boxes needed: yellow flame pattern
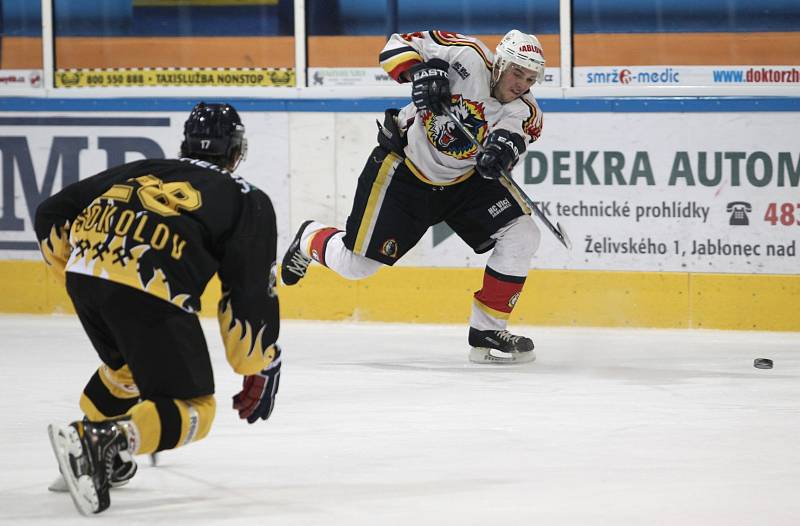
[65,219,193,312]
[39,222,72,280]
[218,295,277,375]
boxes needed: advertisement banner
[425,112,799,274]
[0,112,290,258]
[0,70,43,89]
[308,67,561,87]
[55,68,295,88]
[575,65,800,87]
[3,109,798,275]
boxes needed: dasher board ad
[516,112,799,274]
[0,111,290,258]
[429,112,799,274]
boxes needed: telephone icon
[726,201,751,226]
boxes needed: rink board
[0,98,798,330]
[3,261,799,331]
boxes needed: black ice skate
[281,220,314,285]
[47,419,134,515]
[468,327,536,364]
[48,450,137,492]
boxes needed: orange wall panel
[306,34,561,68]
[575,32,800,66]
[308,36,386,67]
[55,36,294,69]
[1,37,43,69]
[7,33,798,72]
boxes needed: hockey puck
[753,358,773,369]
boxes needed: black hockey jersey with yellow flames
[35,158,279,375]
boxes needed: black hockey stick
[442,107,572,250]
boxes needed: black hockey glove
[409,58,452,115]
[475,129,526,180]
[233,345,281,424]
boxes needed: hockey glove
[233,345,281,424]
[475,129,526,180]
[409,58,452,115]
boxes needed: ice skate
[281,220,314,286]
[468,327,535,364]
[49,446,137,492]
[47,419,133,515]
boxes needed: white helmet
[493,30,546,86]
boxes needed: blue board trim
[0,116,171,126]
[0,241,38,250]
[1,97,800,113]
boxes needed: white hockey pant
[301,223,382,280]
[470,215,541,331]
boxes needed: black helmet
[180,102,247,171]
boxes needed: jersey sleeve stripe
[379,46,416,62]
[520,98,540,137]
[429,30,492,70]
[380,49,423,81]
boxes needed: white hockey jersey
[379,30,543,185]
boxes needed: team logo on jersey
[380,238,399,258]
[422,96,486,160]
[452,61,470,79]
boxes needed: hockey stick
[442,107,572,250]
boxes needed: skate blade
[50,466,134,492]
[47,424,101,515]
[469,347,536,365]
[51,475,129,492]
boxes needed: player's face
[494,64,538,103]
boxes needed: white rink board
[515,112,800,274]
[308,66,561,87]
[292,111,799,274]
[0,111,291,258]
[2,109,798,274]
[0,69,44,89]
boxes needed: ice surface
[0,315,798,525]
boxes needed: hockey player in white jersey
[283,30,545,364]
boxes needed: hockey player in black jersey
[36,102,282,515]
[282,30,546,364]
